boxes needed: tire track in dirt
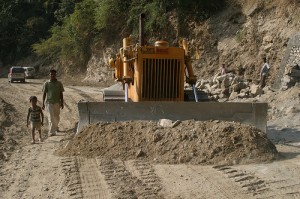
[215,164,300,198]
[61,157,84,198]
[62,157,164,199]
[257,178,300,198]
[213,165,269,197]
[78,157,111,198]
[125,160,163,198]
[97,158,164,199]
[97,158,140,198]
[154,164,253,198]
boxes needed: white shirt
[261,63,270,76]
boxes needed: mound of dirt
[57,120,278,165]
[0,98,19,161]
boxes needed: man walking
[260,57,270,88]
[42,69,64,136]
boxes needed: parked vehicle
[8,66,25,83]
[23,67,35,79]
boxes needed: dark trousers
[260,75,266,88]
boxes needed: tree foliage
[0,0,225,67]
[33,0,96,69]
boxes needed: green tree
[51,0,81,24]
[33,0,97,70]
[0,0,56,64]
[94,0,131,43]
[2,0,225,71]
[127,0,170,40]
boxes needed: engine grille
[142,58,182,101]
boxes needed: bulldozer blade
[77,102,267,133]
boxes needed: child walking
[27,96,44,144]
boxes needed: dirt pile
[0,98,19,162]
[58,120,278,165]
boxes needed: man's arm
[60,92,64,109]
[60,82,64,109]
[26,108,30,127]
[42,82,47,110]
[40,108,44,125]
[42,92,46,110]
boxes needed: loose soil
[0,77,299,199]
[1,1,300,197]
[58,120,277,165]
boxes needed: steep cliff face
[84,0,300,88]
[189,0,300,86]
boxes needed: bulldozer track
[213,165,268,197]
[97,158,163,199]
[78,157,111,199]
[125,160,163,198]
[61,157,84,198]
[61,157,163,199]
[60,158,300,199]
[213,165,300,198]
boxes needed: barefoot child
[27,96,44,144]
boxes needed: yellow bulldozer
[106,13,200,102]
[107,37,199,102]
[77,14,267,133]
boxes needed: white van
[23,67,35,79]
[8,66,25,83]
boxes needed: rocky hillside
[84,0,300,90]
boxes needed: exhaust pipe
[139,13,146,46]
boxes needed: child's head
[29,96,37,104]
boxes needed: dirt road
[0,77,300,199]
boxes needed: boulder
[250,84,263,96]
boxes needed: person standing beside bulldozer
[260,57,270,88]
[42,69,64,136]
[213,63,231,85]
[220,63,228,75]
